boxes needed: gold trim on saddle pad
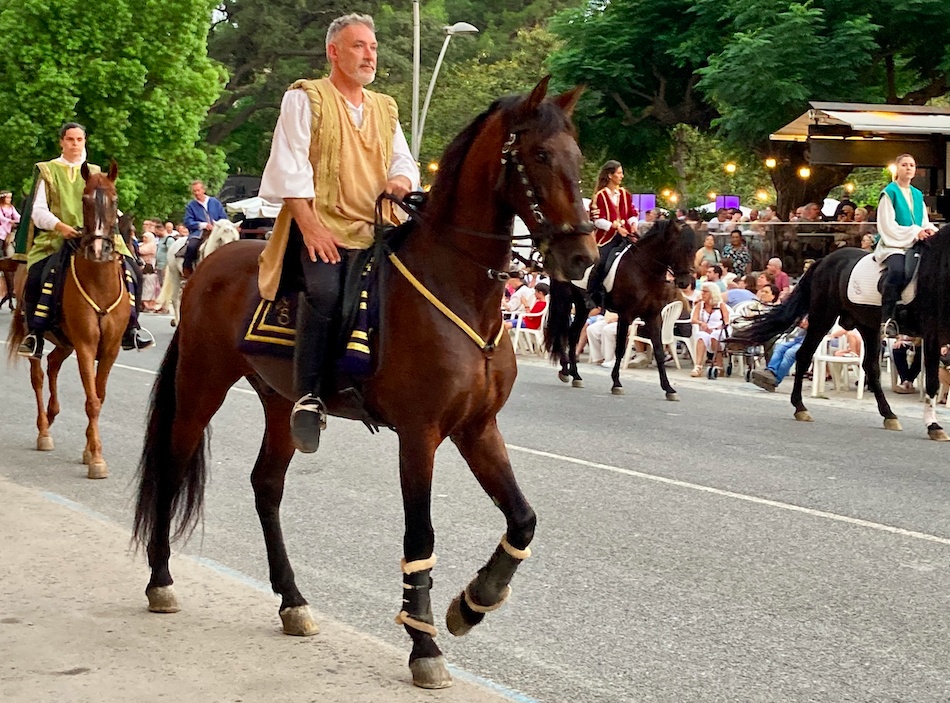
[244,299,296,347]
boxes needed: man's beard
[357,66,376,85]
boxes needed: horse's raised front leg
[610,317,631,395]
[29,356,54,451]
[447,421,535,641]
[396,429,451,689]
[75,346,109,479]
[921,336,950,441]
[646,316,678,400]
[246,375,318,635]
[858,326,900,431]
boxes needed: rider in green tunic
[17,123,153,357]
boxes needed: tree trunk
[761,142,852,219]
[671,125,689,204]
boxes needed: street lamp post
[410,14,478,159]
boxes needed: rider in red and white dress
[587,160,638,306]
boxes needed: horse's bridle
[384,129,590,283]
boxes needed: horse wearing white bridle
[156,219,240,326]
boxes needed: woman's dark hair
[742,274,758,291]
[535,282,550,296]
[59,122,86,139]
[765,283,780,298]
[594,160,622,192]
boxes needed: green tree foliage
[549,0,950,212]
[208,0,579,176]
[0,0,227,216]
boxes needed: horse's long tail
[6,300,26,364]
[729,266,816,345]
[132,329,209,549]
[544,279,577,362]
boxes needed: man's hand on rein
[384,176,413,200]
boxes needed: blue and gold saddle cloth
[239,253,378,379]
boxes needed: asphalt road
[3,307,950,703]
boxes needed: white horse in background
[156,219,241,326]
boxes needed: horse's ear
[553,85,585,117]
[107,159,118,182]
[523,75,551,115]
[80,162,91,182]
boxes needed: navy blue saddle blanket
[239,257,378,378]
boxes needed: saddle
[570,243,632,291]
[239,220,414,431]
[846,246,920,307]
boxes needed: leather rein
[382,129,564,354]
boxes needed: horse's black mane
[427,91,573,221]
[633,218,678,246]
[916,222,950,330]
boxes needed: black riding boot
[121,257,154,351]
[587,235,624,308]
[291,294,332,453]
[17,255,53,358]
[881,286,902,338]
[881,254,905,338]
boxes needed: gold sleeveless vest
[258,78,401,300]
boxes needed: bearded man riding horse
[16,122,152,357]
[133,12,596,690]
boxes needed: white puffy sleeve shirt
[259,89,419,203]
[875,186,933,261]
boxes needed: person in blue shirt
[182,180,228,278]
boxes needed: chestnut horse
[7,162,130,478]
[132,78,597,688]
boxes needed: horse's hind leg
[394,429,451,689]
[29,357,54,451]
[789,318,834,421]
[246,375,318,636]
[921,336,950,440]
[44,345,71,430]
[447,421,535,642]
[145,362,239,614]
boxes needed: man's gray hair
[326,14,375,50]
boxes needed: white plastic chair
[509,300,549,355]
[812,321,866,399]
[621,300,684,369]
[673,310,699,366]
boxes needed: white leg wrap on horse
[464,584,511,614]
[924,397,938,427]
[401,555,437,574]
[395,610,438,637]
[500,535,531,560]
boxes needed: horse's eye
[534,150,549,165]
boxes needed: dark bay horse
[132,78,597,689]
[545,219,695,398]
[7,162,131,477]
[730,223,950,440]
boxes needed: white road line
[110,361,257,395]
[506,443,950,548]
[14,341,949,549]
